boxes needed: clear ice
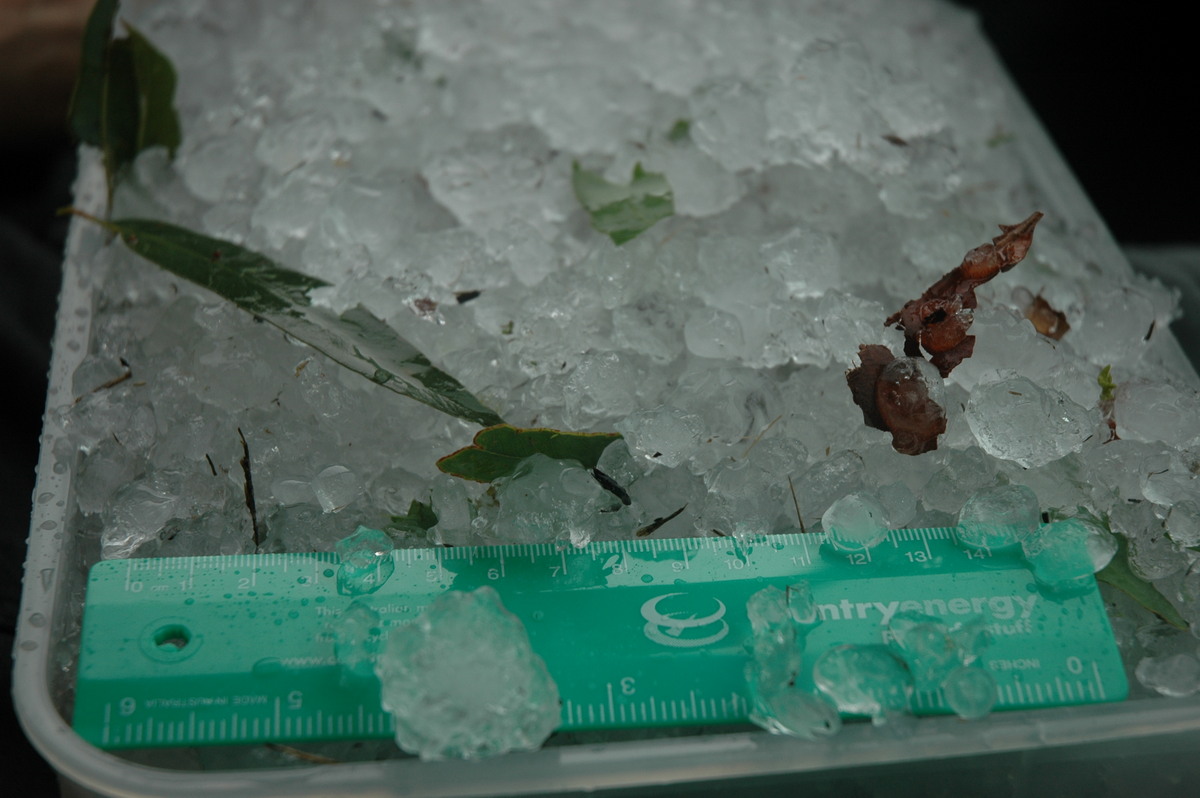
[821,492,890,553]
[334,601,383,681]
[956,484,1040,550]
[885,611,995,720]
[1020,519,1097,596]
[941,666,998,719]
[744,584,841,739]
[373,587,560,760]
[335,526,396,596]
[812,644,913,724]
[492,454,615,547]
[886,611,989,691]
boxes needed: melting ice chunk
[493,453,611,547]
[1020,518,1095,595]
[886,611,989,691]
[312,465,364,512]
[812,644,913,724]
[744,584,840,740]
[1135,654,1200,698]
[941,666,998,719]
[615,405,704,469]
[956,484,1040,550]
[374,587,560,760]
[334,601,382,681]
[335,526,395,596]
[821,492,890,553]
[965,377,1092,468]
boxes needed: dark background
[3,3,1196,794]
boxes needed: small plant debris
[886,212,1043,378]
[846,345,947,455]
[1015,289,1070,340]
[847,213,1043,455]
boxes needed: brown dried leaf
[1023,294,1070,340]
[886,212,1043,377]
[846,344,895,431]
[845,345,947,456]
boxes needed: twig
[238,428,261,550]
[635,505,687,538]
[740,414,783,459]
[787,474,807,534]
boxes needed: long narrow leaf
[1097,534,1189,630]
[100,38,139,203]
[68,0,120,145]
[125,22,182,157]
[75,213,504,427]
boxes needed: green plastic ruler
[74,529,1128,749]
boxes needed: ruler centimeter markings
[73,529,1127,750]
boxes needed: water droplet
[640,574,654,583]
[287,610,299,619]
[531,610,545,621]
[52,462,67,475]
[28,613,46,627]
[39,520,58,531]
[297,576,308,584]
[19,640,37,651]
[37,493,54,505]
[40,568,54,591]
[184,598,195,605]
[323,569,335,578]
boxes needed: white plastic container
[15,9,1200,798]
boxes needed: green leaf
[1098,364,1117,402]
[1097,534,1189,630]
[68,2,182,211]
[437,425,622,483]
[389,499,439,535]
[124,22,182,157]
[571,161,674,245]
[72,212,504,427]
[100,36,140,203]
[292,305,505,426]
[101,218,329,312]
[667,119,691,143]
[68,0,120,146]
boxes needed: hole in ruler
[153,624,191,651]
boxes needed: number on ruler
[905,551,930,563]
[126,581,143,593]
[621,677,636,696]
[487,568,500,580]
[119,697,136,716]
[1066,656,1083,675]
[603,554,627,574]
[846,553,868,565]
[288,691,303,710]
